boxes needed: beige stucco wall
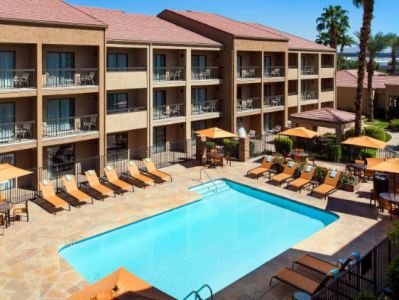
[106,71,147,90]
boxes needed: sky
[68,0,398,51]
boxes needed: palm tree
[316,5,350,49]
[364,33,390,121]
[387,33,399,75]
[338,34,355,54]
[352,0,374,136]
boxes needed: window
[47,144,75,178]
[153,54,166,80]
[0,102,15,141]
[237,55,242,77]
[153,127,166,153]
[192,88,207,106]
[107,93,128,114]
[0,51,15,89]
[46,52,74,86]
[264,56,272,75]
[107,133,128,155]
[46,98,74,134]
[107,53,128,71]
[153,90,166,107]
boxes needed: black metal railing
[192,100,219,115]
[153,104,184,120]
[301,91,318,101]
[321,64,334,68]
[107,106,146,115]
[0,168,37,204]
[264,95,284,108]
[301,66,318,75]
[313,237,399,299]
[249,133,277,158]
[0,69,35,90]
[191,67,222,80]
[107,66,146,72]
[0,121,35,144]
[237,97,261,112]
[42,68,98,88]
[43,114,98,138]
[153,67,185,81]
[237,66,261,79]
[264,66,285,78]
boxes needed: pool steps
[191,180,229,197]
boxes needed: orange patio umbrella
[68,267,175,300]
[195,127,237,139]
[0,164,32,182]
[342,136,386,150]
[280,127,318,139]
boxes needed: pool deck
[0,158,393,300]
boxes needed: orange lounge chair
[38,180,70,213]
[311,170,341,199]
[143,158,172,182]
[270,162,298,186]
[124,161,154,187]
[246,155,273,179]
[62,175,93,206]
[270,267,337,296]
[104,166,134,193]
[85,170,114,198]
[288,165,315,191]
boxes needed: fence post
[238,137,250,162]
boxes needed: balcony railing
[107,67,146,72]
[107,106,146,115]
[288,65,298,69]
[43,114,98,138]
[321,64,334,68]
[0,69,35,90]
[237,97,260,112]
[264,66,285,78]
[301,92,318,101]
[153,104,184,120]
[42,68,98,88]
[237,66,260,79]
[301,66,318,75]
[191,100,219,115]
[191,67,222,80]
[0,121,35,144]
[321,87,334,92]
[264,95,284,107]
[153,67,185,82]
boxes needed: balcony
[106,67,147,90]
[106,106,147,133]
[264,95,285,111]
[237,97,261,115]
[42,68,98,88]
[153,103,185,123]
[0,69,36,92]
[301,66,318,76]
[153,67,185,84]
[191,67,222,81]
[264,66,285,80]
[43,114,98,139]
[301,91,318,102]
[191,100,221,121]
[0,121,35,148]
[237,67,261,80]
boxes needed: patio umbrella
[195,127,237,139]
[342,136,386,150]
[280,127,318,139]
[68,267,174,300]
[0,164,32,202]
[368,158,399,196]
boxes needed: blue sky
[69,0,397,48]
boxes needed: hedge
[274,136,292,156]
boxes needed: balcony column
[148,45,154,149]
[317,53,322,109]
[36,43,43,175]
[297,52,301,112]
[98,41,106,159]
[284,51,289,129]
[260,52,265,135]
[185,48,192,141]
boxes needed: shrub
[386,256,399,296]
[272,155,286,173]
[206,141,216,150]
[356,290,378,300]
[344,127,356,140]
[274,136,292,156]
[323,143,341,162]
[364,126,387,142]
[388,221,399,244]
[223,139,238,157]
[249,141,255,157]
[389,119,399,132]
[314,166,328,182]
[360,148,377,160]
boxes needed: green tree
[316,5,350,50]
[352,0,375,136]
[386,33,399,75]
[338,33,355,54]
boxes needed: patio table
[289,150,309,162]
[379,193,399,204]
[0,202,13,228]
[346,163,367,178]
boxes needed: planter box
[343,183,358,192]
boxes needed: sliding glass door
[0,51,15,89]
[192,55,206,79]
[46,52,74,87]
[107,53,128,71]
[47,144,75,178]
[192,88,207,110]
[107,93,128,114]
[153,126,166,153]
[153,54,166,80]
[46,98,74,135]
[0,102,15,142]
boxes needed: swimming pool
[60,179,338,299]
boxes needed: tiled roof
[291,108,356,124]
[161,10,288,41]
[337,69,399,89]
[0,0,105,27]
[246,23,335,52]
[77,6,221,46]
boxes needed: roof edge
[0,16,107,29]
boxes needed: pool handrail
[199,167,219,193]
[182,284,214,300]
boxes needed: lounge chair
[288,165,315,191]
[38,180,70,214]
[270,267,338,296]
[247,155,273,179]
[311,170,341,200]
[85,170,114,198]
[292,252,361,275]
[270,161,298,186]
[143,158,172,182]
[104,166,134,193]
[123,161,154,187]
[62,175,93,206]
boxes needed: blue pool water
[60,179,338,299]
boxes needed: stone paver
[0,159,393,300]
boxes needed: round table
[0,202,14,228]
[379,193,399,204]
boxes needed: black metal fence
[313,237,399,299]
[249,134,277,158]
[0,168,37,204]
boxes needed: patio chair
[288,165,315,191]
[82,116,97,131]
[19,72,30,87]
[172,105,181,117]
[270,267,338,296]
[311,170,341,200]
[270,161,298,186]
[123,161,154,188]
[62,175,93,206]
[85,170,115,198]
[204,68,211,79]
[208,101,217,112]
[12,201,29,222]
[0,214,5,235]
[248,130,256,138]
[81,71,95,85]
[104,166,134,193]
[143,158,172,182]
[247,155,274,179]
[38,180,70,214]
[246,99,254,109]
[378,197,396,220]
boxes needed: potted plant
[314,166,328,183]
[340,172,359,192]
